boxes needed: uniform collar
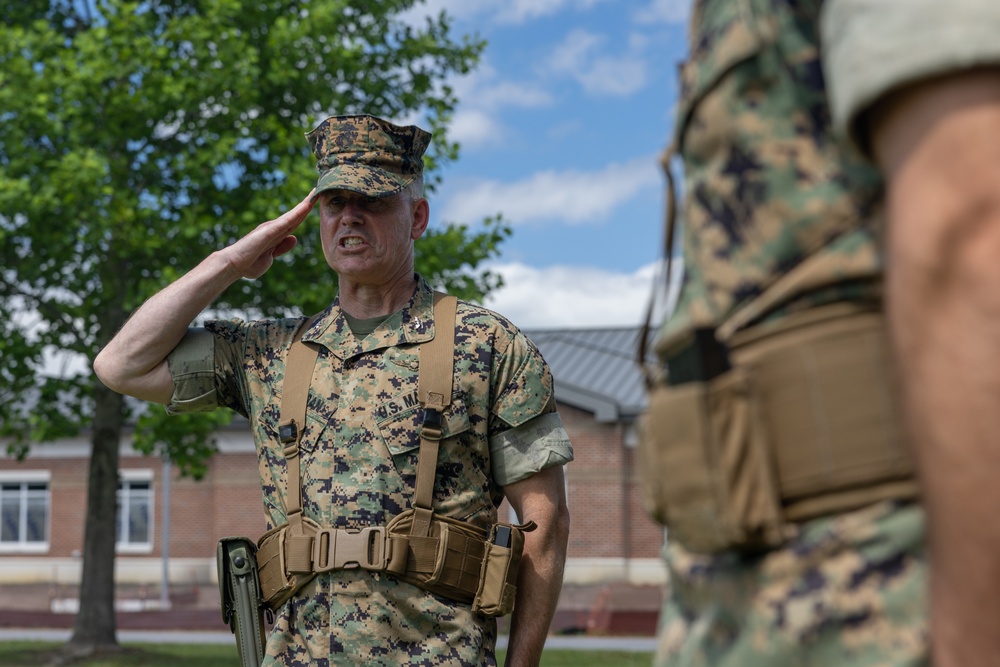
[301,275,437,360]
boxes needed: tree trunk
[69,381,124,648]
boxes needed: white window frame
[624,422,639,448]
[116,469,154,554]
[0,471,51,554]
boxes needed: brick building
[0,326,666,614]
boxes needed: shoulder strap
[637,145,678,384]
[276,297,458,538]
[278,315,320,537]
[411,293,457,535]
[417,292,457,414]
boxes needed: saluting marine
[96,114,573,666]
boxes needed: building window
[0,474,50,553]
[624,422,639,448]
[117,476,153,553]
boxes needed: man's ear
[410,197,430,240]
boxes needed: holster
[218,536,269,667]
[638,306,918,553]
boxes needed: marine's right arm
[93,193,315,404]
[871,69,1000,667]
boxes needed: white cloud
[447,109,504,149]
[451,63,554,111]
[578,54,648,96]
[476,80,555,109]
[399,0,611,27]
[496,0,568,24]
[443,62,555,151]
[483,260,681,329]
[398,0,489,27]
[633,0,692,25]
[547,119,585,140]
[439,155,660,225]
[493,0,613,25]
[548,29,604,73]
[546,29,648,97]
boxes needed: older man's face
[317,189,427,286]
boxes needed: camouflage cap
[305,114,431,199]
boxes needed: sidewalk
[0,628,658,652]
[0,582,663,638]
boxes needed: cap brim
[313,164,412,199]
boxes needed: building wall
[1,400,666,586]
[558,404,664,565]
[0,432,267,586]
[47,458,88,558]
[207,451,270,543]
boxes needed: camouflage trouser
[654,501,928,667]
[261,570,497,666]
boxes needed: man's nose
[339,200,365,224]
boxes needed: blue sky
[401,0,692,328]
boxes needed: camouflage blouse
[166,276,572,665]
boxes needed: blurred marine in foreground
[639,1,1000,666]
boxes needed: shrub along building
[0,326,665,628]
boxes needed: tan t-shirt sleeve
[822,0,1000,156]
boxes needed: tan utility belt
[257,518,396,597]
[256,510,535,616]
[638,304,918,553]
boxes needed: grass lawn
[0,641,654,666]
[0,641,652,667]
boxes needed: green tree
[0,0,503,653]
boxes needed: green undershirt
[343,312,392,337]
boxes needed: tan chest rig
[254,293,534,615]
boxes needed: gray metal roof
[524,326,654,423]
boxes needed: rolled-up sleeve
[489,411,574,487]
[165,328,218,415]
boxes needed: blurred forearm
[874,67,1000,667]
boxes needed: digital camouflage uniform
[167,114,573,665]
[169,277,572,665]
[653,0,927,664]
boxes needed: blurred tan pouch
[638,368,787,553]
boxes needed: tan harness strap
[267,295,460,585]
[413,293,457,512]
[278,316,320,546]
[637,145,678,381]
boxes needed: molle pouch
[637,369,789,553]
[473,521,537,617]
[255,517,321,611]
[385,509,490,604]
